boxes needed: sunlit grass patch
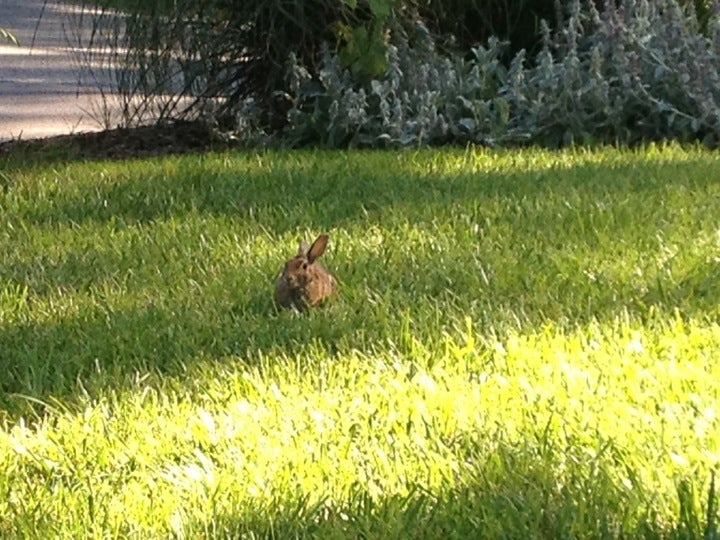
[1,317,718,537]
[0,144,719,537]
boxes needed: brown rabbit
[275,234,338,311]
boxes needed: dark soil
[0,120,234,162]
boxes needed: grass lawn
[0,145,719,538]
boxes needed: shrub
[279,0,720,148]
[281,25,510,148]
[503,0,720,146]
[74,0,720,147]
[75,0,404,130]
[416,0,567,61]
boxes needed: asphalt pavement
[0,0,119,141]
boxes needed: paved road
[0,0,119,141]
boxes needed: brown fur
[275,234,337,311]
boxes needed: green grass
[0,145,719,538]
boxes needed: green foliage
[1,145,720,537]
[75,0,720,145]
[416,0,565,59]
[284,33,511,147]
[281,0,720,148]
[80,0,394,126]
[418,0,720,59]
[502,0,720,146]
[76,0,361,127]
[335,21,389,79]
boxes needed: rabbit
[275,234,338,311]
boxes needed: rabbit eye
[302,262,308,270]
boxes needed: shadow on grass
[2,149,720,418]
[2,241,719,420]
[172,443,716,539]
[0,289,354,413]
[7,150,718,237]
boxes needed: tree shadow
[0,286,355,414]
[2,237,719,420]
[2,149,719,418]
[8,150,716,236]
[172,441,713,539]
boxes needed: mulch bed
[0,120,234,161]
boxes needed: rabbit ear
[297,240,310,256]
[307,234,329,263]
